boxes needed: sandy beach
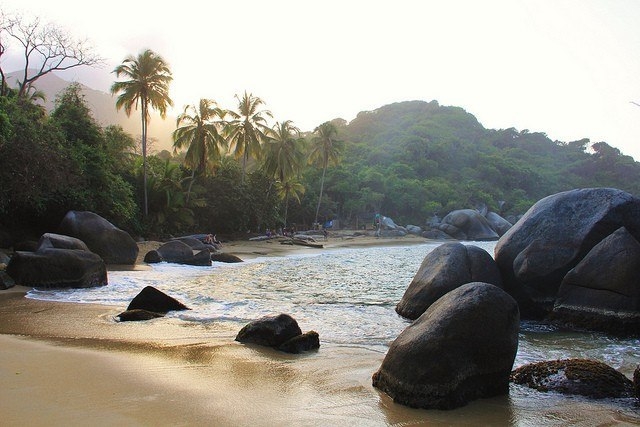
[2,234,638,426]
[1,233,448,426]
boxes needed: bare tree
[0,10,102,97]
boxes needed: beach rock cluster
[424,208,512,241]
[116,286,190,322]
[510,359,635,399]
[1,210,142,289]
[144,240,212,266]
[495,187,640,335]
[58,210,138,265]
[6,232,107,289]
[143,237,242,265]
[235,313,320,354]
[373,283,520,409]
[395,242,502,319]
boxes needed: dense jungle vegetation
[2,84,640,241]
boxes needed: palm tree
[225,91,272,182]
[263,120,305,228]
[111,49,173,217]
[172,98,227,202]
[276,176,305,229]
[309,121,343,226]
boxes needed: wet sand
[2,235,639,426]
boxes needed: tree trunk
[141,101,148,217]
[314,163,327,226]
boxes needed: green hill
[296,100,640,227]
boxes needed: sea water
[27,241,640,423]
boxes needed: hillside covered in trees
[2,88,639,239]
[289,100,640,228]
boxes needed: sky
[3,0,640,159]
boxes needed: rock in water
[127,286,189,313]
[396,243,502,320]
[552,227,640,335]
[510,359,635,399]
[278,331,320,354]
[235,313,302,347]
[495,188,640,317]
[373,283,519,410]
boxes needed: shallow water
[27,241,640,424]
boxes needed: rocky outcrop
[373,283,520,410]
[58,210,138,265]
[6,248,107,288]
[494,188,640,318]
[127,285,190,313]
[550,227,640,335]
[396,243,502,320]
[211,253,243,263]
[116,286,190,321]
[438,209,500,241]
[510,359,635,399]
[37,233,90,251]
[485,212,512,236]
[235,313,320,354]
[0,271,15,290]
[277,331,320,354]
[236,313,303,347]
[144,240,212,266]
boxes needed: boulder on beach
[6,248,107,289]
[374,283,520,410]
[510,359,635,399]
[211,253,243,263]
[37,233,90,252]
[115,309,165,322]
[126,285,190,314]
[277,331,320,354]
[236,313,303,347]
[58,210,138,265]
[495,188,640,317]
[396,243,502,320]
[145,240,212,266]
[551,227,640,335]
[439,209,500,241]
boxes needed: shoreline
[0,234,438,425]
[2,235,639,425]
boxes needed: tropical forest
[1,14,640,240]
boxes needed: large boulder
[373,283,520,410]
[495,188,640,317]
[37,233,90,251]
[126,285,189,313]
[439,209,500,241]
[277,331,320,354]
[510,359,635,399]
[235,313,303,347]
[6,248,107,288]
[396,243,502,320]
[58,211,138,265]
[551,227,640,335]
[146,240,212,266]
[484,212,512,236]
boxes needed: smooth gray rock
[374,283,520,410]
[6,248,107,288]
[58,211,138,265]
[495,188,640,317]
[235,313,302,347]
[396,243,502,320]
[551,227,640,335]
[440,209,500,241]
